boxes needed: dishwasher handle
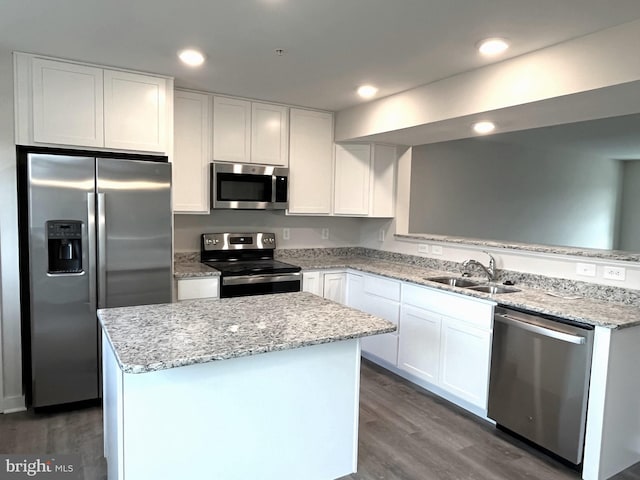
[496,313,586,345]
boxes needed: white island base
[102,333,361,480]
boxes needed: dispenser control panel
[46,220,83,274]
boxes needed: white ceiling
[3,1,640,111]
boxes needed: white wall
[335,19,640,143]
[174,211,364,252]
[409,139,622,250]
[618,161,640,251]
[0,49,23,412]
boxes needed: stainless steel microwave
[210,163,289,210]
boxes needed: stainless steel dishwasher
[488,306,594,465]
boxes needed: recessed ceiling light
[477,38,509,56]
[473,121,496,135]
[178,49,205,67]
[357,85,378,99]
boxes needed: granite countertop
[98,292,396,374]
[174,254,640,329]
[174,262,220,278]
[294,256,640,329]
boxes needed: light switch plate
[321,228,329,240]
[282,228,290,241]
[431,245,443,255]
[418,244,429,254]
[378,229,385,242]
[603,266,626,281]
[576,263,596,277]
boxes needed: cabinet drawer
[402,283,493,329]
[361,333,398,365]
[177,277,220,301]
[363,274,401,301]
[361,293,400,328]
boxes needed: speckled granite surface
[98,292,396,374]
[174,262,220,278]
[395,234,640,263]
[174,248,640,329]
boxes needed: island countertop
[98,291,396,374]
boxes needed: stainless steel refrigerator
[19,151,172,408]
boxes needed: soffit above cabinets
[3,0,640,111]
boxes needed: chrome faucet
[461,251,496,282]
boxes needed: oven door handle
[222,273,301,286]
[496,313,586,345]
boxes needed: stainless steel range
[201,232,301,298]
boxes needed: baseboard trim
[2,394,26,414]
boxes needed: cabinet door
[103,70,167,152]
[251,102,288,166]
[176,277,220,301]
[439,316,492,408]
[302,271,323,296]
[323,272,346,305]
[32,58,104,147]
[173,91,211,213]
[334,144,371,215]
[288,108,334,214]
[370,144,396,217]
[398,305,441,383]
[345,273,364,310]
[212,96,251,163]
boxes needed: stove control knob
[213,239,219,244]
[205,238,213,245]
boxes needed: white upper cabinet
[15,52,172,154]
[212,96,251,163]
[251,102,288,166]
[288,108,334,214]
[103,70,167,152]
[333,143,396,217]
[212,97,288,166]
[173,90,211,213]
[334,144,371,215]
[31,58,104,147]
[370,144,396,217]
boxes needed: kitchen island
[98,292,396,480]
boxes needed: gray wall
[409,139,623,250]
[174,211,364,252]
[618,161,640,251]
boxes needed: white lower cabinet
[303,270,346,305]
[398,282,494,410]
[176,277,220,301]
[346,272,400,365]
[439,316,491,407]
[397,305,441,383]
[307,268,494,414]
[323,272,346,305]
[302,271,323,296]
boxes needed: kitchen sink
[426,276,480,288]
[466,285,521,294]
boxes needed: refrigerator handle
[87,193,97,312]
[97,193,107,308]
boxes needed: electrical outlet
[603,266,626,281]
[418,244,429,254]
[282,228,290,241]
[576,263,596,277]
[321,228,329,240]
[378,229,385,242]
[431,245,443,255]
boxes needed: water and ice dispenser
[46,220,83,274]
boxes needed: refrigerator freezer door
[27,154,99,407]
[96,158,172,308]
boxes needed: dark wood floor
[1,361,638,480]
